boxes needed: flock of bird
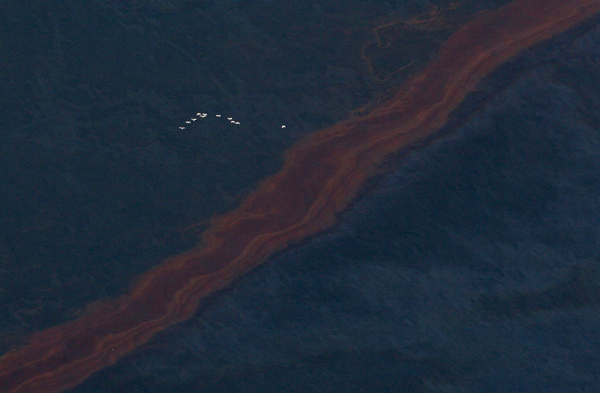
[178,112,286,130]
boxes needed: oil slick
[1,1,600,392]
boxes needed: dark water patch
[479,264,600,319]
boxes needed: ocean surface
[1,1,599,392]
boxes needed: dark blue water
[70,16,600,393]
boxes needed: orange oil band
[1,1,599,391]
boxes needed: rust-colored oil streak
[2,1,599,391]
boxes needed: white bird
[192,118,197,121]
[216,114,221,117]
[179,127,185,129]
[227,117,233,120]
[186,121,191,124]
[281,125,286,128]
